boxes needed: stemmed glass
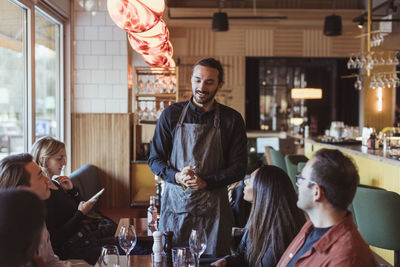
[347,54,355,69]
[354,76,362,91]
[97,245,120,267]
[189,229,207,267]
[118,225,137,267]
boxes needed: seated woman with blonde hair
[31,136,117,265]
[212,165,306,267]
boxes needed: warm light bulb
[377,87,383,112]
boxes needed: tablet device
[88,188,104,202]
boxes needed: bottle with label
[367,133,375,149]
[148,195,158,235]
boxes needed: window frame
[1,0,65,154]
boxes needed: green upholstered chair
[297,162,307,173]
[269,149,287,173]
[352,186,400,267]
[285,155,308,189]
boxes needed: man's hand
[54,176,73,190]
[182,173,207,190]
[175,166,207,190]
[175,166,196,185]
[210,258,227,267]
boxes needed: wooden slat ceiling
[166,0,361,9]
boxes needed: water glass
[151,253,167,267]
[172,247,190,267]
[97,245,120,267]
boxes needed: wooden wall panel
[245,29,274,56]
[331,31,362,57]
[71,113,132,208]
[215,30,246,56]
[303,29,330,57]
[215,55,246,115]
[187,28,215,56]
[273,29,304,56]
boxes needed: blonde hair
[31,136,65,177]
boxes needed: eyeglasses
[295,174,318,186]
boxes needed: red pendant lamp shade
[107,0,175,67]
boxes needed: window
[0,0,64,159]
[35,8,63,139]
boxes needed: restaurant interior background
[1,0,399,203]
[0,0,400,262]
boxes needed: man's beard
[193,88,218,105]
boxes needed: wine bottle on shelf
[148,195,158,235]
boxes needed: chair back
[297,162,307,173]
[70,164,101,202]
[264,146,274,165]
[269,149,287,173]
[353,186,400,267]
[285,155,308,189]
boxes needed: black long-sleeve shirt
[45,181,84,248]
[148,100,247,189]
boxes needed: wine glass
[97,245,120,267]
[189,229,207,267]
[118,225,137,267]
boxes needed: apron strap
[214,103,220,129]
[177,102,190,126]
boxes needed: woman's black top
[45,181,85,248]
[224,230,277,267]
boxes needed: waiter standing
[148,58,247,256]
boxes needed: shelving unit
[133,67,179,161]
[130,67,179,207]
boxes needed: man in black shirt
[148,58,247,256]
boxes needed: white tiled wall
[73,0,128,113]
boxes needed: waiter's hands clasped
[175,166,207,190]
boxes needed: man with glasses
[277,149,378,267]
[0,153,70,267]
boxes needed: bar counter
[305,138,400,168]
[305,138,400,264]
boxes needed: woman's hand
[78,199,97,215]
[210,258,227,267]
[54,176,73,190]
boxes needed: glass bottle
[148,196,158,235]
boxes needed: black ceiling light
[324,14,342,36]
[212,12,229,32]
[212,0,229,32]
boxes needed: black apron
[159,102,233,256]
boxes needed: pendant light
[323,0,342,36]
[212,0,228,32]
[324,14,342,36]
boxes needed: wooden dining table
[128,255,152,266]
[128,255,213,267]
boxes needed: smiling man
[148,58,247,256]
[0,153,70,267]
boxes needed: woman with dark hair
[211,165,306,267]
